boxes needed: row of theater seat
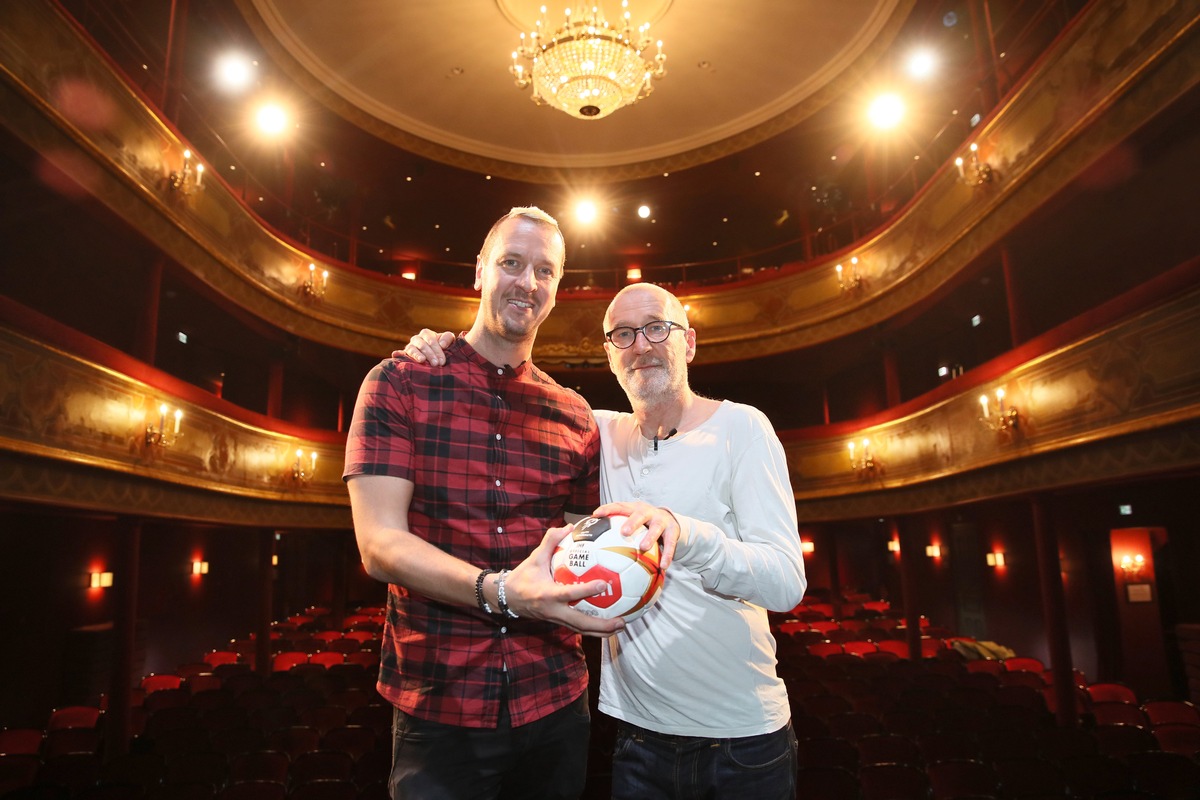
[770,595,1200,797]
[775,626,1200,798]
[0,606,391,799]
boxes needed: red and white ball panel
[551,515,665,621]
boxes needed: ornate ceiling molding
[0,1,1195,367]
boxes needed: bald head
[604,283,689,332]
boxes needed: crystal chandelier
[510,4,666,120]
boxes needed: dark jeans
[611,719,797,800]
[388,690,591,800]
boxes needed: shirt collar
[452,335,530,378]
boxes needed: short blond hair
[478,206,566,274]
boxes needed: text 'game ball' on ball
[551,515,665,621]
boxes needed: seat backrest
[1092,722,1159,758]
[1002,656,1045,674]
[141,673,184,694]
[1092,701,1150,728]
[1141,699,1200,727]
[1151,723,1200,757]
[46,705,102,730]
[0,728,43,755]
[1086,681,1138,704]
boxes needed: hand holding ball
[552,515,665,621]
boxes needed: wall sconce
[1120,553,1145,579]
[272,554,279,566]
[986,551,1006,567]
[835,256,862,292]
[292,449,317,483]
[146,403,183,447]
[979,388,1019,432]
[304,263,329,298]
[169,149,205,195]
[801,540,815,554]
[925,544,942,558]
[955,142,992,186]
[626,267,643,283]
[848,438,875,476]
[191,560,209,575]
[89,571,113,589]
[887,539,900,554]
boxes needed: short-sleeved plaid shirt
[343,336,600,728]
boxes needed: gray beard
[619,366,676,408]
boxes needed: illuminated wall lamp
[146,403,183,447]
[169,148,205,195]
[626,267,642,283]
[89,571,113,589]
[1120,553,1145,579]
[801,540,815,554]
[835,256,862,292]
[848,438,875,476]
[986,551,1006,567]
[925,544,942,558]
[955,142,992,186]
[303,263,329,298]
[191,560,209,575]
[292,449,317,483]
[887,539,900,554]
[979,388,1019,432]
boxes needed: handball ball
[551,515,665,621]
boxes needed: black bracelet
[475,568,498,615]
[497,569,520,619]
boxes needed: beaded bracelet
[496,569,520,619]
[475,568,498,615]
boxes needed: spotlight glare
[867,93,905,129]
[213,52,255,93]
[575,200,598,224]
[637,204,651,219]
[255,102,289,137]
[906,49,937,80]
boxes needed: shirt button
[500,627,508,634]
[641,468,650,476]
[497,526,504,534]
[497,368,504,375]
[495,434,502,440]
[495,479,502,486]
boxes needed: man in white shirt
[405,282,806,798]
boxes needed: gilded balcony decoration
[782,276,1200,520]
[0,1,1196,366]
[2,275,1198,527]
[0,319,348,527]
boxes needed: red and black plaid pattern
[344,336,599,727]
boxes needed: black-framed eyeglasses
[604,320,685,349]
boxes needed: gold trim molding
[0,325,348,516]
[1,281,1197,524]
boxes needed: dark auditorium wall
[0,509,368,729]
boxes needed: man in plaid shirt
[344,207,624,799]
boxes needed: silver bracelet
[497,569,519,619]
